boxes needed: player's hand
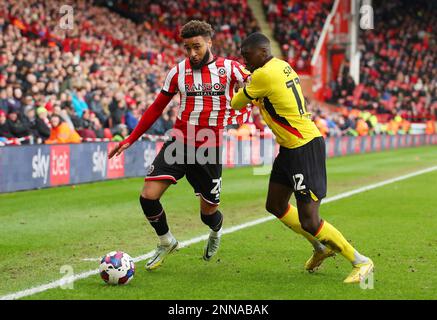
[251,98,262,108]
[108,142,130,159]
[234,81,244,93]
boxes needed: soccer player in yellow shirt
[231,32,373,284]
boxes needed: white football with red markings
[99,251,135,285]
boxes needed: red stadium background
[0,0,435,147]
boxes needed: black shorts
[145,139,223,205]
[270,136,327,202]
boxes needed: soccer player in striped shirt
[109,20,251,270]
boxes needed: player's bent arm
[121,91,174,146]
[232,69,272,110]
[231,87,252,110]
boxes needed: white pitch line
[2,165,437,300]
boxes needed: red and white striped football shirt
[162,57,251,145]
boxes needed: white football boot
[203,230,221,261]
[146,238,178,271]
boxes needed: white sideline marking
[2,165,437,300]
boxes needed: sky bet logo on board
[50,145,70,186]
[92,145,107,178]
[32,148,50,185]
[107,142,124,178]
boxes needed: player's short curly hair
[180,20,214,39]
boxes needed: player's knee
[202,204,218,214]
[265,201,286,218]
[139,196,163,218]
[200,200,218,214]
[265,203,276,215]
[141,186,160,200]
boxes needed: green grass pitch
[1,145,437,299]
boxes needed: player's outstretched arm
[108,92,173,159]
[231,69,270,110]
[231,87,252,110]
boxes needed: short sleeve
[161,66,178,95]
[231,61,251,82]
[243,68,271,100]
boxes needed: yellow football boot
[344,259,374,284]
[305,248,336,273]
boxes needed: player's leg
[141,179,180,271]
[296,197,373,283]
[265,180,333,273]
[200,195,223,232]
[267,146,330,265]
[142,139,185,270]
[186,145,223,260]
[295,136,373,282]
[266,181,327,252]
[141,180,175,244]
[199,196,223,261]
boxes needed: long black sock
[200,210,223,232]
[140,196,169,236]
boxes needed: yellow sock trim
[279,205,320,247]
[315,220,356,262]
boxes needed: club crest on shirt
[218,67,226,77]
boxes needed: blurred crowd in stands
[0,0,435,146]
[0,0,182,145]
[107,0,260,61]
[323,0,436,128]
[309,102,435,138]
[227,99,435,141]
[263,0,332,73]
[0,0,258,145]
[260,0,436,138]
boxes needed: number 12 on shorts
[292,174,306,191]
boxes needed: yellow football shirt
[231,57,321,149]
